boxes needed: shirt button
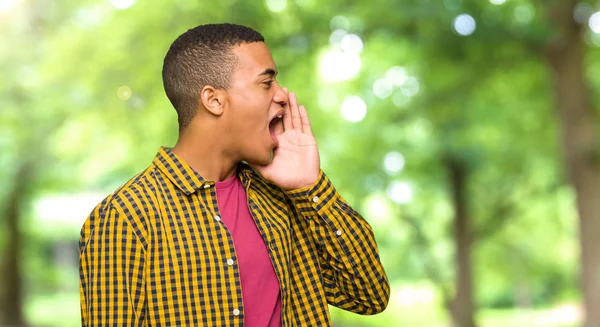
[215,215,222,222]
[203,184,211,189]
[336,229,342,236]
[233,308,240,316]
[227,258,235,266]
[312,196,319,203]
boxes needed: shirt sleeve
[79,204,146,326]
[286,170,390,315]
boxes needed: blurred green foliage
[1,0,594,326]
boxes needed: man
[79,23,389,326]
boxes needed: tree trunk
[544,1,600,326]
[0,162,31,327]
[445,156,476,327]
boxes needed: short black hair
[162,23,265,129]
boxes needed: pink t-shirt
[216,174,282,327]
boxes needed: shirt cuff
[285,170,339,217]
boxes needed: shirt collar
[152,147,208,195]
[152,146,257,195]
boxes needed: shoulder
[79,165,160,248]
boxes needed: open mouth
[269,113,283,146]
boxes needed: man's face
[222,42,287,165]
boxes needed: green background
[1,0,596,326]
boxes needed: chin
[246,149,273,166]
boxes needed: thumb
[248,161,270,177]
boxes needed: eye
[264,80,274,88]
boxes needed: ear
[199,85,226,116]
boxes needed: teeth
[277,115,282,118]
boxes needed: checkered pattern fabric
[79,147,389,326]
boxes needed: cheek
[229,109,264,140]
[227,90,271,137]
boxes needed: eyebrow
[258,68,277,78]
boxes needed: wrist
[295,173,320,191]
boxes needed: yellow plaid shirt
[79,147,389,326]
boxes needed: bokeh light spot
[387,181,413,204]
[453,14,476,36]
[400,77,420,97]
[266,0,287,12]
[574,3,593,23]
[341,34,363,54]
[373,78,393,98]
[0,0,17,12]
[330,15,350,31]
[319,50,361,81]
[384,152,405,175]
[386,66,408,86]
[117,86,132,100]
[110,0,135,10]
[589,12,600,33]
[341,96,367,123]
[514,4,534,25]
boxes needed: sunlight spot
[589,12,600,33]
[400,77,420,97]
[392,92,411,108]
[394,285,436,307]
[574,3,593,23]
[75,5,109,29]
[117,86,132,100]
[489,0,505,5]
[534,304,581,325]
[330,15,350,31]
[340,96,367,123]
[110,0,135,10]
[387,181,413,204]
[386,66,409,87]
[329,29,347,48]
[373,78,393,99]
[384,152,405,175]
[129,94,146,110]
[265,0,287,12]
[341,34,363,54]
[364,195,391,225]
[319,50,361,82]
[453,14,476,36]
[514,4,534,25]
[0,0,17,12]
[35,193,108,228]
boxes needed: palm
[258,130,319,190]
[252,90,320,190]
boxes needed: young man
[79,23,389,326]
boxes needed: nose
[273,82,288,107]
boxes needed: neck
[172,123,238,182]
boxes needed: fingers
[282,87,293,132]
[281,87,310,134]
[299,105,313,136]
[289,92,302,132]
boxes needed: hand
[251,89,320,190]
